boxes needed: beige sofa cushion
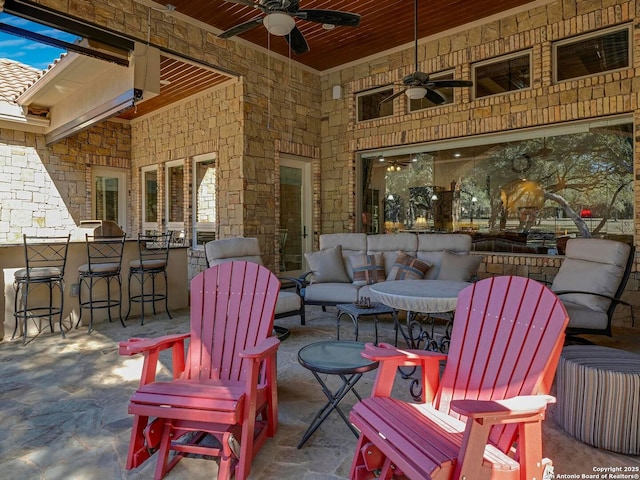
[436,251,482,282]
[305,245,350,283]
[320,233,367,281]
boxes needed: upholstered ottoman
[556,345,640,454]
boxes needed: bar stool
[125,232,172,325]
[12,234,70,344]
[76,234,126,333]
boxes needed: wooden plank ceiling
[118,55,232,120]
[123,0,538,119]
[168,0,539,71]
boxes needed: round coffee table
[297,340,378,448]
[370,280,470,351]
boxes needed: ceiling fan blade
[428,79,474,88]
[295,9,361,27]
[424,89,447,104]
[286,26,309,54]
[379,90,405,105]
[218,16,264,39]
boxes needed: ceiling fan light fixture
[405,86,427,100]
[263,12,296,36]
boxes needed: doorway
[279,155,312,276]
[92,167,127,229]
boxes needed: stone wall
[0,121,130,242]
[320,0,639,237]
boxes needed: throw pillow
[304,245,350,283]
[387,252,431,281]
[437,251,482,282]
[349,253,386,286]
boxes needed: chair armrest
[451,394,554,424]
[118,333,190,386]
[453,395,555,480]
[118,333,191,356]
[554,290,632,308]
[239,335,280,360]
[363,342,446,402]
[278,275,305,293]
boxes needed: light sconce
[263,12,296,36]
[431,193,438,201]
[405,86,427,100]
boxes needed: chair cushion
[552,239,630,313]
[205,237,264,266]
[303,282,359,303]
[387,252,431,281]
[129,259,167,270]
[562,301,609,330]
[275,291,301,314]
[78,262,120,274]
[349,253,386,286]
[14,267,62,280]
[436,251,482,282]
[304,245,350,283]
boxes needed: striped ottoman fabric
[556,345,640,455]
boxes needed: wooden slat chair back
[119,261,281,480]
[349,276,569,480]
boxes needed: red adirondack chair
[349,276,569,480]
[119,261,281,480]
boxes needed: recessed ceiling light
[454,152,461,157]
[322,24,336,30]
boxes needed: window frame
[192,153,217,250]
[472,50,532,99]
[141,165,158,234]
[91,166,127,229]
[553,24,632,84]
[164,159,185,242]
[356,85,395,123]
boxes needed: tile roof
[0,58,43,104]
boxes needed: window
[554,25,631,82]
[192,154,216,248]
[141,166,158,234]
[473,52,531,98]
[356,86,394,122]
[358,119,633,254]
[165,160,185,243]
[92,167,127,229]
[409,71,455,112]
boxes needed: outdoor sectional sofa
[301,232,482,307]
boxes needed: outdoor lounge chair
[349,276,568,480]
[551,237,634,339]
[119,261,281,480]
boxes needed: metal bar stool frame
[12,234,71,345]
[76,234,127,333]
[125,232,173,325]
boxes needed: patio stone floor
[1,305,639,479]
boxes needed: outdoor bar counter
[0,234,189,342]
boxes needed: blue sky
[0,12,78,70]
